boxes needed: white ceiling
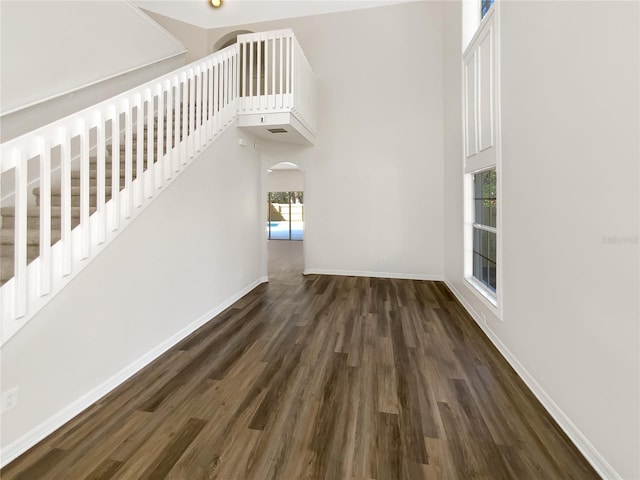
[133,0,419,29]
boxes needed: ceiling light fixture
[211,0,222,7]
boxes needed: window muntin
[472,169,497,294]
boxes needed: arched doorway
[266,161,305,278]
[212,30,254,52]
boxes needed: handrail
[0,28,316,345]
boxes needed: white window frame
[462,2,502,318]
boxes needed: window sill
[464,277,500,319]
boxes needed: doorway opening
[266,161,305,279]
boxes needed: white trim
[303,268,444,281]
[444,279,623,480]
[464,276,497,309]
[0,275,268,469]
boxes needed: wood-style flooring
[1,241,600,479]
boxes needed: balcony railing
[236,29,316,135]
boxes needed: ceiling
[132,0,419,29]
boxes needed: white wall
[142,9,210,63]
[267,169,305,192]
[0,1,186,141]
[0,125,265,458]
[211,2,445,280]
[444,2,640,479]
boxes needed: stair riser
[68,176,128,188]
[34,177,136,197]
[71,170,120,180]
[2,215,85,230]
[37,195,113,208]
[1,231,62,248]
[0,245,40,260]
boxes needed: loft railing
[0,29,315,345]
[237,29,316,135]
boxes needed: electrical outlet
[1,387,18,413]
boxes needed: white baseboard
[303,268,444,282]
[444,279,621,480]
[0,275,268,469]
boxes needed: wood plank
[0,242,601,480]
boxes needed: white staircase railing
[0,29,315,345]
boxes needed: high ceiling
[133,0,419,29]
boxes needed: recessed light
[211,0,222,7]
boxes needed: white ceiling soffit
[132,0,419,29]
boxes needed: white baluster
[79,119,90,259]
[279,33,284,109]
[158,82,166,186]
[271,33,276,109]
[249,40,254,109]
[181,73,188,164]
[215,62,221,133]
[146,90,155,197]
[123,100,133,219]
[257,38,262,109]
[207,61,214,140]
[14,148,27,318]
[195,66,202,150]
[199,64,207,148]
[173,78,181,172]
[188,70,195,158]
[135,94,144,206]
[60,128,72,276]
[38,137,51,296]
[94,111,106,244]
[158,80,173,184]
[241,41,247,111]
[264,36,269,110]
[286,34,291,108]
[110,107,120,232]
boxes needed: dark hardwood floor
[1,241,600,479]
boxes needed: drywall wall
[267,169,305,192]
[210,2,445,279]
[0,125,265,458]
[443,2,640,478]
[0,55,186,143]
[0,1,186,140]
[142,9,210,63]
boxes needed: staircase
[0,128,161,286]
[0,28,315,345]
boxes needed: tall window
[463,3,500,314]
[472,170,497,294]
[481,0,495,18]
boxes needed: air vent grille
[267,128,288,134]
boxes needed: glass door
[268,191,304,240]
